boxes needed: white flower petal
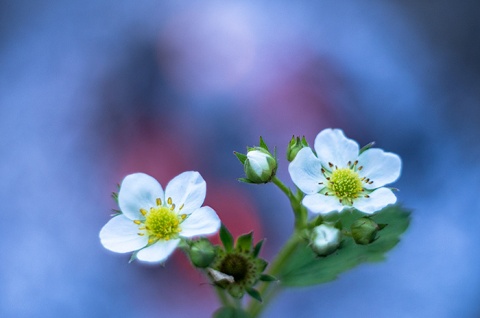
[136,239,181,263]
[118,173,164,220]
[288,148,326,194]
[99,215,148,253]
[314,129,359,168]
[353,187,397,214]
[247,151,269,176]
[358,149,401,189]
[180,206,221,238]
[303,193,346,214]
[165,171,206,215]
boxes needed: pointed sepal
[246,287,263,302]
[253,239,264,257]
[220,224,234,252]
[234,151,247,164]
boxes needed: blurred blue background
[1,1,479,317]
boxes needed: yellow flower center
[134,197,187,243]
[328,168,363,201]
[145,206,181,240]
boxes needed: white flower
[99,171,221,263]
[288,128,401,214]
[310,224,342,256]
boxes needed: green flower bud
[310,224,342,256]
[188,238,217,268]
[350,217,386,245]
[244,148,277,184]
[286,136,308,162]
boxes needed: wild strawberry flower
[288,129,401,214]
[99,172,221,263]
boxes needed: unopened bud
[286,136,308,162]
[189,238,217,268]
[244,148,277,184]
[310,224,342,256]
[351,217,386,245]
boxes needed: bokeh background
[1,1,479,317]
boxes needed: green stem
[215,286,232,307]
[246,233,302,317]
[271,176,307,229]
[271,176,291,197]
[243,177,308,316]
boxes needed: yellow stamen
[140,208,147,216]
[156,198,162,206]
[133,220,141,225]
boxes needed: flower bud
[188,238,217,268]
[350,217,386,245]
[244,148,277,184]
[286,136,308,162]
[310,224,342,256]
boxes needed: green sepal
[111,210,122,217]
[128,250,139,263]
[213,307,250,318]
[236,232,253,252]
[310,215,324,228]
[246,287,263,302]
[220,224,234,252]
[234,151,247,164]
[277,205,411,287]
[111,191,119,204]
[259,136,269,151]
[259,274,278,282]
[228,284,245,298]
[255,258,268,272]
[237,178,254,184]
[253,239,264,257]
[359,141,375,154]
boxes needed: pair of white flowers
[100,128,401,262]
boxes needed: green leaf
[234,152,247,164]
[253,239,264,257]
[246,287,263,302]
[213,307,250,318]
[277,205,410,287]
[236,232,253,252]
[220,224,234,252]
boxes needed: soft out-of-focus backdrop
[1,1,479,317]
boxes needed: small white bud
[310,224,341,256]
[244,149,277,183]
